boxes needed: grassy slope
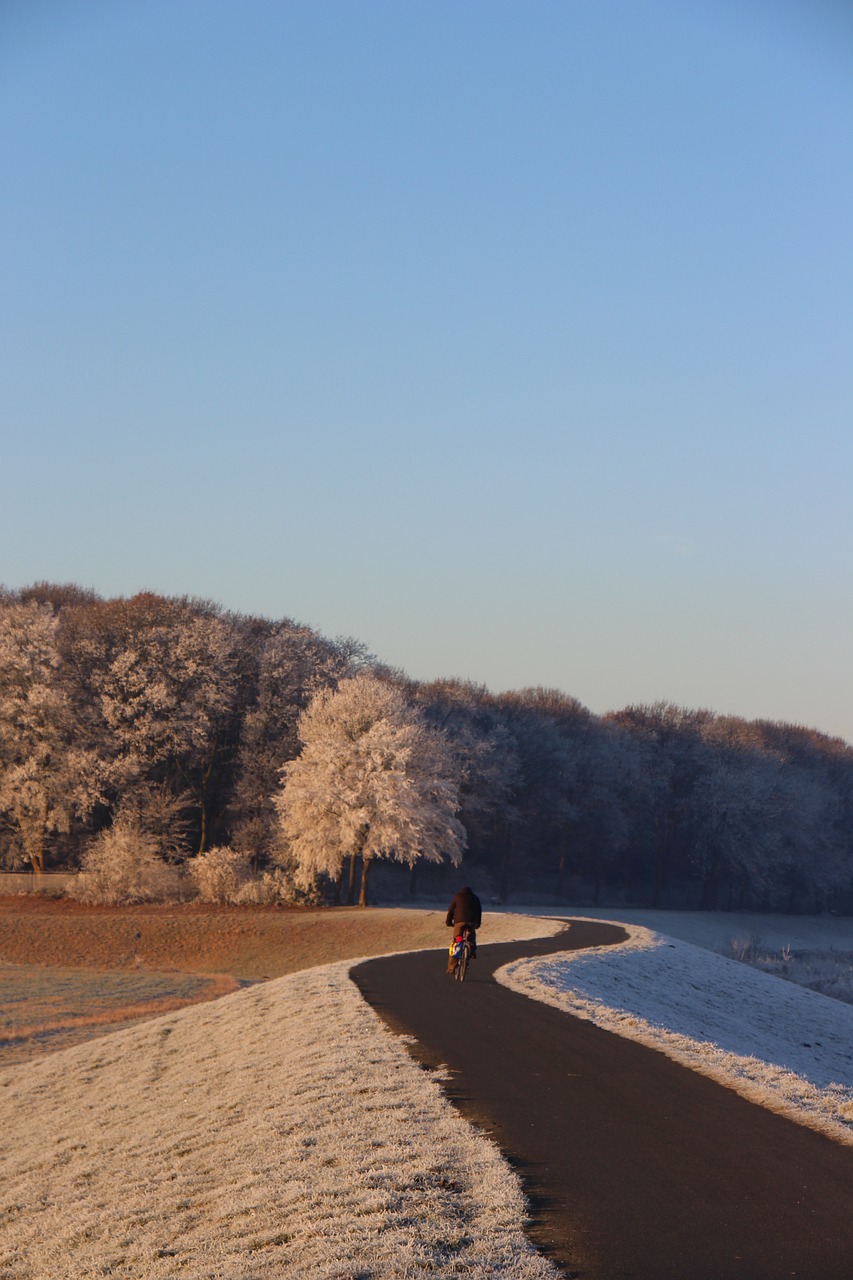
[0,905,564,1280]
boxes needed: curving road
[352,920,853,1280]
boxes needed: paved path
[351,920,853,1280]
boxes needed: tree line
[1,583,851,913]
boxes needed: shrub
[751,948,853,1006]
[69,819,184,905]
[233,868,322,906]
[723,932,764,963]
[723,935,853,1006]
[187,846,252,903]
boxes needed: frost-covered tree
[3,580,852,907]
[228,621,368,859]
[404,678,522,896]
[607,703,718,905]
[87,594,242,853]
[0,602,101,872]
[561,716,641,904]
[69,816,183,904]
[480,689,588,901]
[187,845,252,902]
[746,720,853,911]
[690,744,782,909]
[274,674,466,904]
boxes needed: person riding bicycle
[446,886,482,975]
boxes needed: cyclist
[445,886,482,975]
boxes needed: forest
[1,583,851,914]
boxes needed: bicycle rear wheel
[455,943,469,981]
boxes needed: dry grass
[722,934,853,1005]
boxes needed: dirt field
[0,897,522,976]
[0,897,558,1065]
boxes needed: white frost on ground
[497,918,853,1146]
[0,960,559,1280]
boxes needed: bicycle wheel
[455,943,469,981]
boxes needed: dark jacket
[446,887,482,930]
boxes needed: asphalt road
[351,920,853,1280]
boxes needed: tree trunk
[555,850,567,898]
[555,828,572,898]
[180,743,218,856]
[699,864,719,910]
[498,819,514,903]
[409,862,419,899]
[346,828,369,905]
[22,805,47,875]
[346,853,358,905]
[652,817,668,909]
[198,799,208,856]
[359,856,371,907]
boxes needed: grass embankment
[0,902,564,1280]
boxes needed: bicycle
[451,926,474,981]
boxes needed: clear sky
[2,1,852,742]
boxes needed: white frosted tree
[69,816,183,904]
[0,602,100,872]
[228,621,367,858]
[274,675,466,905]
[90,594,242,853]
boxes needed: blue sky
[2,1,852,741]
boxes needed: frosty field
[0,961,566,1280]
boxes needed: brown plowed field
[0,896,460,978]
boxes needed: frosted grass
[0,959,560,1280]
